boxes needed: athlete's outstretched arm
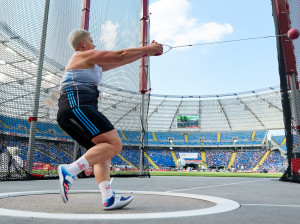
[88,41,162,72]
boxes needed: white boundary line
[0,190,240,220]
[167,179,270,192]
[242,204,300,208]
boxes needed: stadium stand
[0,116,268,147]
[272,135,287,152]
[205,149,233,168]
[234,149,266,171]
[258,150,287,172]
[0,115,288,172]
[119,148,140,167]
[0,133,288,172]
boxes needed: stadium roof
[99,85,283,132]
[0,21,284,133]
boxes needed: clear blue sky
[149,0,279,96]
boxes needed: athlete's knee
[114,137,122,154]
[107,135,122,155]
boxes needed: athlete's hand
[146,40,163,56]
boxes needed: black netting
[0,0,148,180]
[288,0,300,154]
[273,0,300,182]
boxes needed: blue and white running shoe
[58,164,77,203]
[102,192,133,210]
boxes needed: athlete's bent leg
[88,130,133,209]
[58,130,120,203]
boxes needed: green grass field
[110,170,282,178]
[149,171,282,178]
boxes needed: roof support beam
[148,97,166,119]
[113,104,140,125]
[101,98,130,112]
[169,98,183,131]
[217,98,232,130]
[235,94,265,129]
[254,91,282,112]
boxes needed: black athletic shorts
[57,105,114,149]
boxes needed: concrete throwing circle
[0,190,240,220]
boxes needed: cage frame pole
[26,0,50,174]
[139,0,149,175]
[81,0,90,30]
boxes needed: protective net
[286,0,300,182]
[91,0,150,177]
[0,0,149,180]
[288,0,300,155]
[272,0,300,182]
[2,0,299,182]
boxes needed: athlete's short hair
[68,29,91,50]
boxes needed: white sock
[66,156,90,176]
[99,181,114,200]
